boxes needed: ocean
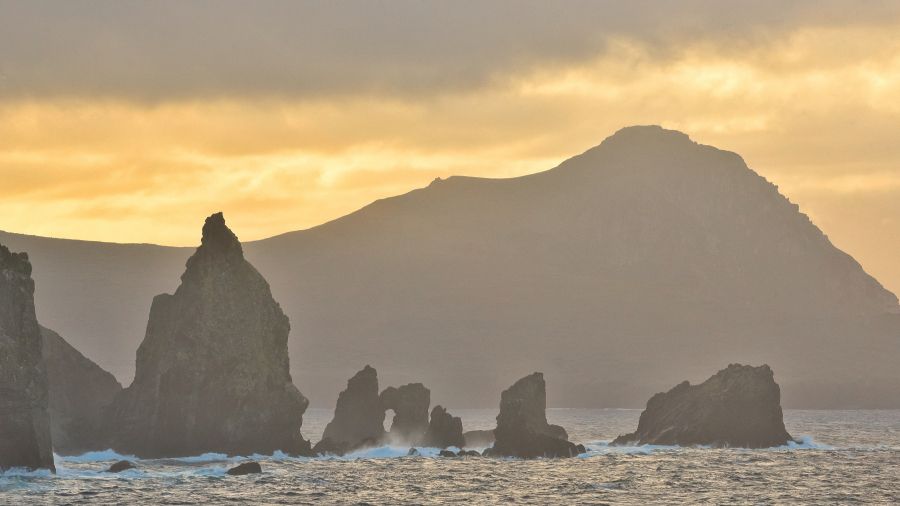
[2,409,898,504]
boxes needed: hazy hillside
[3,126,899,408]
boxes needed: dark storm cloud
[0,0,897,101]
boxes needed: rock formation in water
[105,460,135,473]
[463,429,495,448]
[380,383,430,443]
[313,365,385,455]
[106,213,312,458]
[422,405,464,448]
[0,244,55,472]
[612,364,793,448]
[487,372,582,458]
[226,461,262,475]
[42,326,122,455]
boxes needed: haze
[1,0,900,297]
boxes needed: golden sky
[1,1,900,293]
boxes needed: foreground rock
[314,365,385,455]
[105,460,135,473]
[106,213,312,458]
[422,405,464,449]
[380,383,430,444]
[226,461,262,475]
[42,326,122,455]
[0,244,55,472]
[487,373,582,458]
[612,364,793,448]
[463,429,495,448]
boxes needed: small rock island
[487,372,583,458]
[612,363,793,448]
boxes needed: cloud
[2,1,900,101]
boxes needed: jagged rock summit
[612,364,793,448]
[0,244,55,471]
[106,213,311,458]
[42,326,122,455]
[314,365,386,455]
[488,373,582,458]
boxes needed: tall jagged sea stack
[106,213,311,457]
[0,244,55,471]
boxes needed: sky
[1,1,899,294]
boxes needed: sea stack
[314,365,385,455]
[611,364,793,448]
[380,383,430,444]
[422,405,464,449]
[487,373,582,458]
[43,326,122,455]
[106,213,312,457]
[0,244,55,471]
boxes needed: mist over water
[2,409,898,504]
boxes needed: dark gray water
[2,409,899,504]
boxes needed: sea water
[1,409,898,504]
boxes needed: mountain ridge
[2,125,898,409]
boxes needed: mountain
[2,126,898,409]
[42,326,122,455]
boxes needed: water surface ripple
[2,409,898,504]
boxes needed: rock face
[314,365,385,455]
[422,405,464,449]
[42,326,122,455]
[0,244,55,472]
[488,373,581,458]
[380,383,430,444]
[106,213,311,458]
[612,364,793,448]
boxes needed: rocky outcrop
[313,365,385,455]
[106,213,311,458]
[0,244,55,472]
[105,460,135,473]
[487,373,582,458]
[226,461,262,475]
[422,405,464,449]
[612,364,793,448]
[463,429,495,448]
[380,383,430,444]
[42,326,122,455]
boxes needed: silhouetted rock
[0,244,55,472]
[438,449,457,457]
[612,364,793,448]
[407,447,420,456]
[106,213,312,458]
[380,383,430,444]
[457,450,481,457]
[463,429,495,448]
[422,405,464,449]
[42,326,122,455]
[313,365,385,455]
[226,461,262,475]
[105,460,135,473]
[488,373,581,458]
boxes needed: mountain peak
[200,212,242,256]
[599,124,694,151]
[0,243,31,276]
